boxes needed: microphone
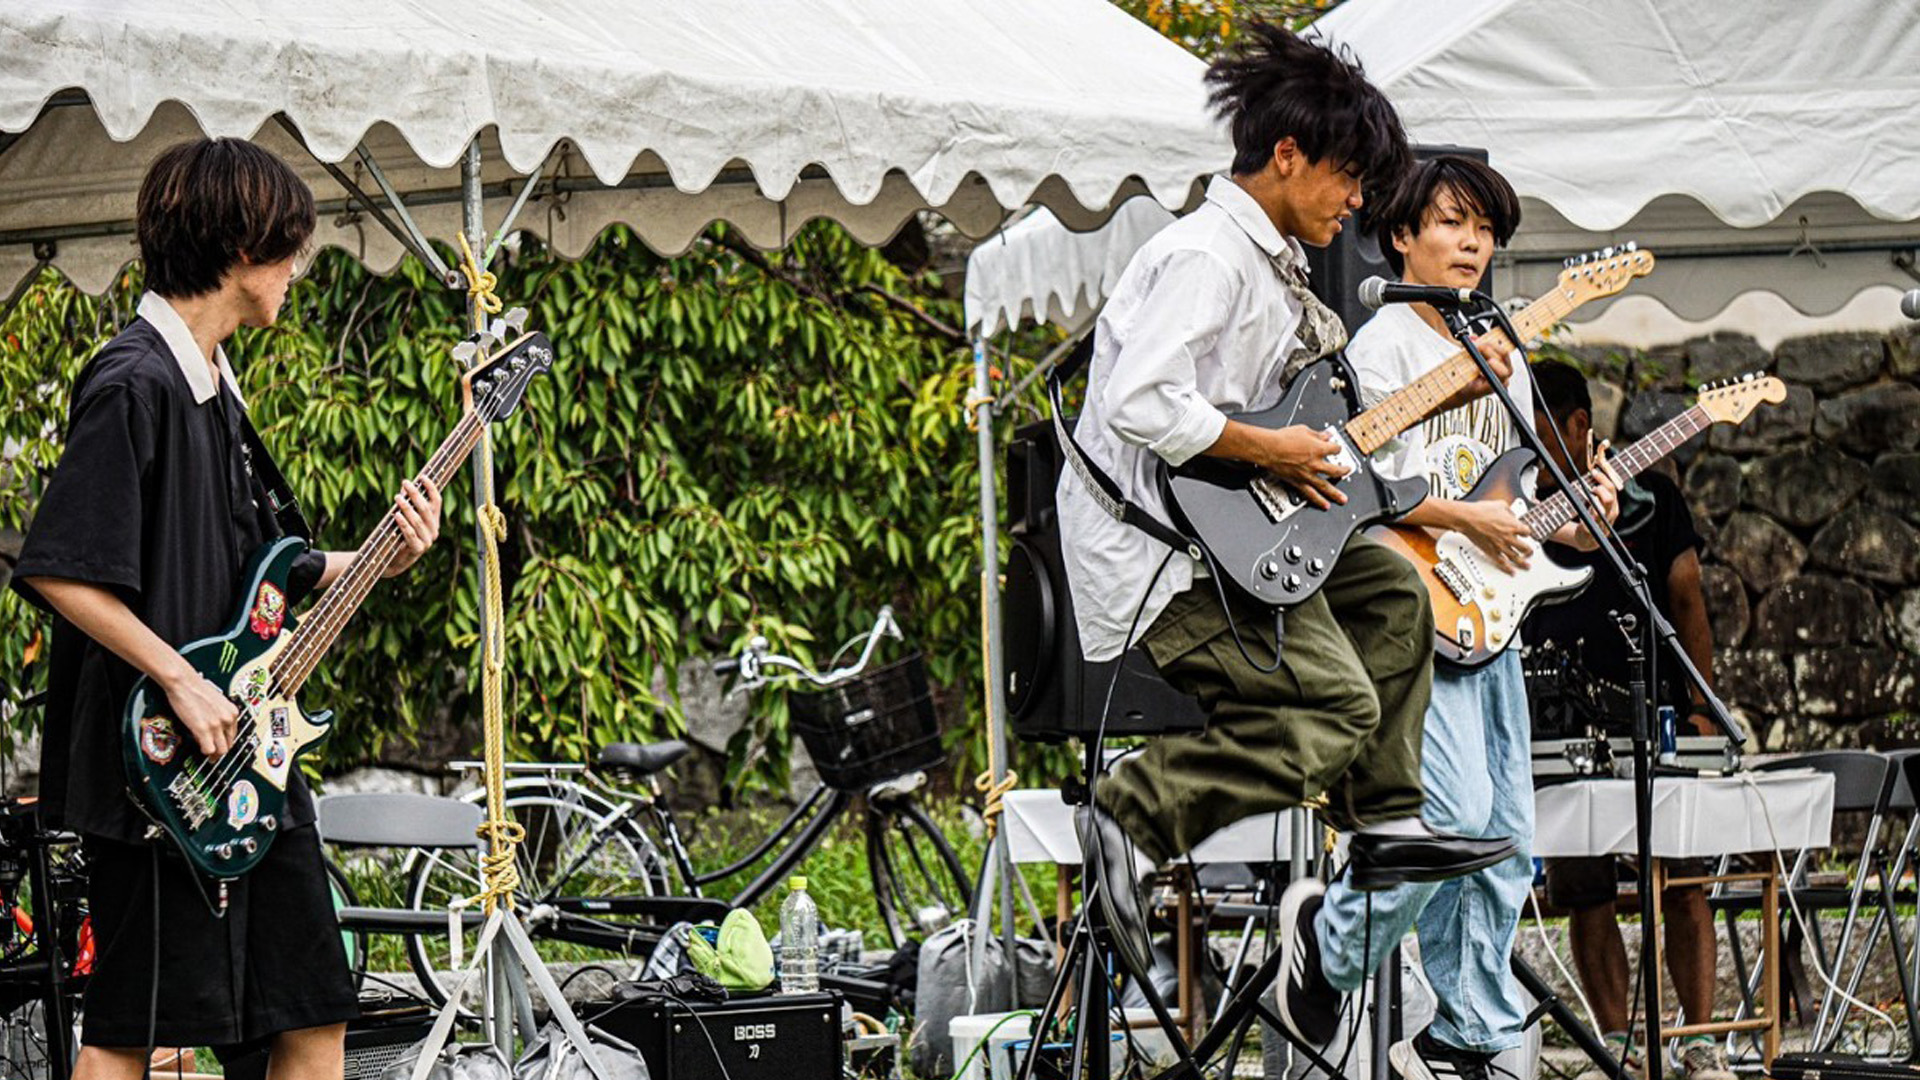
[1902,289,1920,320]
[1357,276,1480,310]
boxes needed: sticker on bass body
[242,667,272,707]
[269,707,290,740]
[248,582,286,639]
[139,716,179,765]
[265,742,287,769]
[227,780,259,829]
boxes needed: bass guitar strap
[238,415,314,542]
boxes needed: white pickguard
[1432,501,1592,654]
[1249,425,1361,525]
[223,635,325,792]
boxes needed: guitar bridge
[1249,476,1304,523]
[167,772,215,829]
[1435,560,1475,604]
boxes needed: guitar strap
[237,415,314,542]
[1045,333,1200,559]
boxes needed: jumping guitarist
[1345,156,1621,1080]
[13,139,442,1080]
[1058,24,1515,1049]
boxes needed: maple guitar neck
[1344,288,1583,455]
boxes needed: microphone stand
[1435,295,1746,1069]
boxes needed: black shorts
[81,825,358,1049]
[1543,855,1717,910]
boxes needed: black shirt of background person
[1523,470,1703,730]
[11,318,324,844]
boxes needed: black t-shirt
[1522,470,1702,724]
[12,318,324,843]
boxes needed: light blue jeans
[1316,650,1534,1053]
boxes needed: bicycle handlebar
[716,607,900,691]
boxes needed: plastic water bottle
[1657,705,1680,767]
[779,876,820,993]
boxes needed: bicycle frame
[530,768,857,913]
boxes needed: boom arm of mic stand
[1463,298,1747,748]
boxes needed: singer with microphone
[1345,155,1624,1080]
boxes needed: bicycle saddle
[598,739,691,776]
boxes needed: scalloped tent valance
[1310,0,1920,334]
[0,0,1232,296]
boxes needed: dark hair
[1531,359,1592,420]
[1205,22,1410,185]
[1369,155,1521,276]
[137,138,316,299]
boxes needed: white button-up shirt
[1057,176,1309,661]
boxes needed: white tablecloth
[1531,770,1835,859]
[1002,789,1294,866]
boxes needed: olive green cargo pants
[1096,534,1432,861]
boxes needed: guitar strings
[177,368,521,813]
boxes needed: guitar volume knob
[1307,558,1325,575]
[1285,546,1303,563]
[1260,560,1280,581]
[1282,574,1303,591]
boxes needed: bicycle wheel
[865,798,973,949]
[404,779,667,1008]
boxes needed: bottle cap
[791,876,807,891]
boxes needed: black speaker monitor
[1306,143,1493,334]
[1001,421,1208,743]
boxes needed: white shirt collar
[137,292,245,408]
[1204,174,1309,273]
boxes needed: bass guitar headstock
[457,311,555,423]
[1555,242,1656,306]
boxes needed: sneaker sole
[1273,879,1328,1047]
[1349,844,1519,891]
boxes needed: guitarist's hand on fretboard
[1556,440,1624,551]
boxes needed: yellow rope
[975,572,1016,839]
[452,233,520,910]
[964,391,994,433]
[474,502,524,911]
[457,233,503,321]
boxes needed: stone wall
[1571,325,1920,750]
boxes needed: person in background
[1524,359,1732,1080]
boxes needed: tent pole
[973,337,1018,995]
[459,137,519,1058]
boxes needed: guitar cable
[143,842,160,1080]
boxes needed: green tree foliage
[1,224,1001,792]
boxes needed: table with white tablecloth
[1532,769,1834,859]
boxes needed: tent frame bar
[1504,236,1919,265]
[352,141,456,283]
[274,115,461,287]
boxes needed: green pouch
[686,909,774,991]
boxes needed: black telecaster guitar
[122,328,553,909]
[1160,245,1656,607]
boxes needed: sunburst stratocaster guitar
[122,328,553,909]
[1160,244,1656,607]
[1370,373,1785,666]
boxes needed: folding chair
[1716,751,1917,1063]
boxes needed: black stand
[1438,297,1745,1071]
[0,803,76,1080]
[1016,763,1364,1080]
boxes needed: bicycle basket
[789,652,943,791]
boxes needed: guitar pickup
[167,773,215,828]
[1434,560,1474,603]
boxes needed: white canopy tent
[0,0,1226,297]
[0,0,1234,1060]
[1310,0,1920,346]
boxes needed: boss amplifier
[591,991,843,1080]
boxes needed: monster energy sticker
[269,707,291,740]
[219,641,239,672]
[265,742,287,769]
[248,582,286,639]
[227,780,259,828]
[139,716,179,765]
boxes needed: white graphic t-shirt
[1346,303,1534,497]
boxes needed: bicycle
[402,607,974,1006]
